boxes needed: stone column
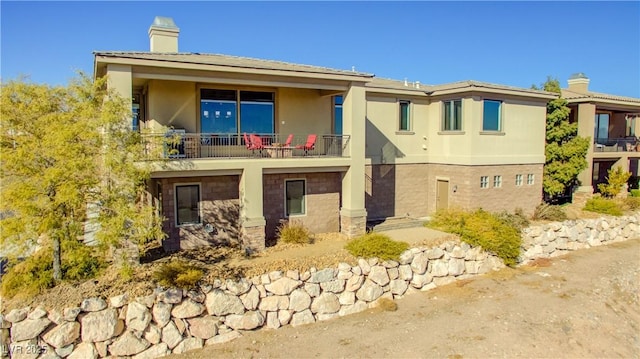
[340,83,367,237]
[574,103,596,204]
[240,166,266,252]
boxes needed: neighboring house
[561,74,640,200]
[94,17,554,252]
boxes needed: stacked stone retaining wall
[2,213,638,359]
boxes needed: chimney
[567,72,590,93]
[148,16,179,53]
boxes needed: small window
[175,184,200,225]
[285,180,306,216]
[493,175,502,188]
[443,99,462,131]
[399,101,410,131]
[334,95,343,135]
[480,176,489,188]
[527,174,535,185]
[483,100,502,131]
[515,174,523,186]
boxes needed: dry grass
[373,297,398,311]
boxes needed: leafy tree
[534,77,590,199]
[597,166,631,198]
[1,74,163,284]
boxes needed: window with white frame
[483,100,502,131]
[527,174,535,185]
[480,176,489,188]
[175,184,200,225]
[515,174,523,186]
[443,99,462,131]
[399,100,411,131]
[285,179,306,216]
[493,175,502,188]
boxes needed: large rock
[27,307,47,320]
[304,283,320,297]
[426,247,445,259]
[188,316,219,339]
[9,339,40,359]
[205,290,245,316]
[68,342,97,359]
[345,275,364,292]
[289,289,312,312]
[6,308,29,323]
[226,278,252,296]
[126,302,152,332]
[240,286,260,310]
[290,309,315,327]
[258,296,289,311]
[110,294,129,308]
[42,321,80,348]
[172,337,203,354]
[161,321,183,349]
[266,311,280,329]
[171,299,205,319]
[398,249,414,265]
[320,279,345,293]
[63,308,81,322]
[338,301,368,316]
[144,324,161,344]
[308,268,335,283]
[205,331,242,345]
[264,277,301,295]
[224,311,264,330]
[338,291,356,306]
[278,310,293,326]
[368,266,390,286]
[55,343,74,357]
[108,331,150,356]
[81,309,118,343]
[132,343,170,359]
[390,279,408,295]
[398,265,413,281]
[410,252,429,274]
[410,273,432,288]
[152,302,172,328]
[429,260,449,277]
[448,258,465,276]
[310,293,340,314]
[355,280,383,302]
[11,318,51,341]
[81,298,107,312]
[158,288,183,304]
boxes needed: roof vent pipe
[404,78,408,86]
[416,81,420,89]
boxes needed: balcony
[594,137,639,153]
[141,133,350,160]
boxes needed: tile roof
[367,78,555,97]
[561,88,640,104]
[94,51,375,78]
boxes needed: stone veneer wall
[262,173,342,241]
[158,176,240,252]
[2,213,638,359]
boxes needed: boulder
[338,301,368,317]
[158,288,183,304]
[11,318,51,342]
[398,265,413,281]
[205,290,245,316]
[132,343,170,359]
[126,302,152,332]
[224,311,264,330]
[310,293,340,314]
[42,321,80,348]
[240,286,261,310]
[289,289,312,312]
[27,307,47,320]
[390,279,408,295]
[308,268,335,283]
[172,337,203,354]
[205,331,242,345]
[258,296,289,311]
[109,294,129,308]
[410,253,430,274]
[68,342,97,359]
[161,321,182,349]
[355,280,383,302]
[320,279,346,293]
[290,309,315,327]
[171,299,205,319]
[81,298,107,312]
[188,316,219,339]
[429,260,449,277]
[265,277,301,295]
[278,310,292,326]
[226,278,252,296]
[345,275,364,292]
[448,258,465,276]
[108,331,150,356]
[143,324,161,344]
[6,308,29,323]
[266,312,280,329]
[304,283,320,297]
[338,291,356,306]
[63,308,81,322]
[368,266,390,286]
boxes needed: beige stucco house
[562,74,640,201]
[94,17,556,252]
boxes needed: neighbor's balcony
[594,137,640,152]
[141,132,351,160]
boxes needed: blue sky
[2,1,639,97]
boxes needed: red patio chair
[249,134,265,156]
[284,134,294,147]
[295,134,317,156]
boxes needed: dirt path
[171,238,640,359]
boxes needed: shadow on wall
[365,117,405,220]
[177,200,241,250]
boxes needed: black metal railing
[594,137,639,152]
[141,133,351,160]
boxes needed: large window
[399,101,411,131]
[483,100,502,131]
[285,179,306,216]
[175,184,200,225]
[594,113,610,143]
[200,89,274,134]
[334,95,343,135]
[443,99,462,131]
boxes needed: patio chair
[249,134,265,156]
[295,134,317,156]
[284,134,294,147]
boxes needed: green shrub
[277,221,313,245]
[630,189,640,197]
[428,209,522,266]
[153,261,204,289]
[584,197,623,216]
[496,208,530,231]
[0,250,54,299]
[532,203,567,221]
[61,240,105,281]
[597,166,631,198]
[345,233,409,261]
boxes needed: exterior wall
[277,88,332,137]
[426,163,543,215]
[158,175,240,252]
[146,80,197,132]
[365,164,430,219]
[263,172,342,242]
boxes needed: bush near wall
[584,197,623,216]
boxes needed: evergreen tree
[535,77,590,199]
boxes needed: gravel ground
[170,238,640,359]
